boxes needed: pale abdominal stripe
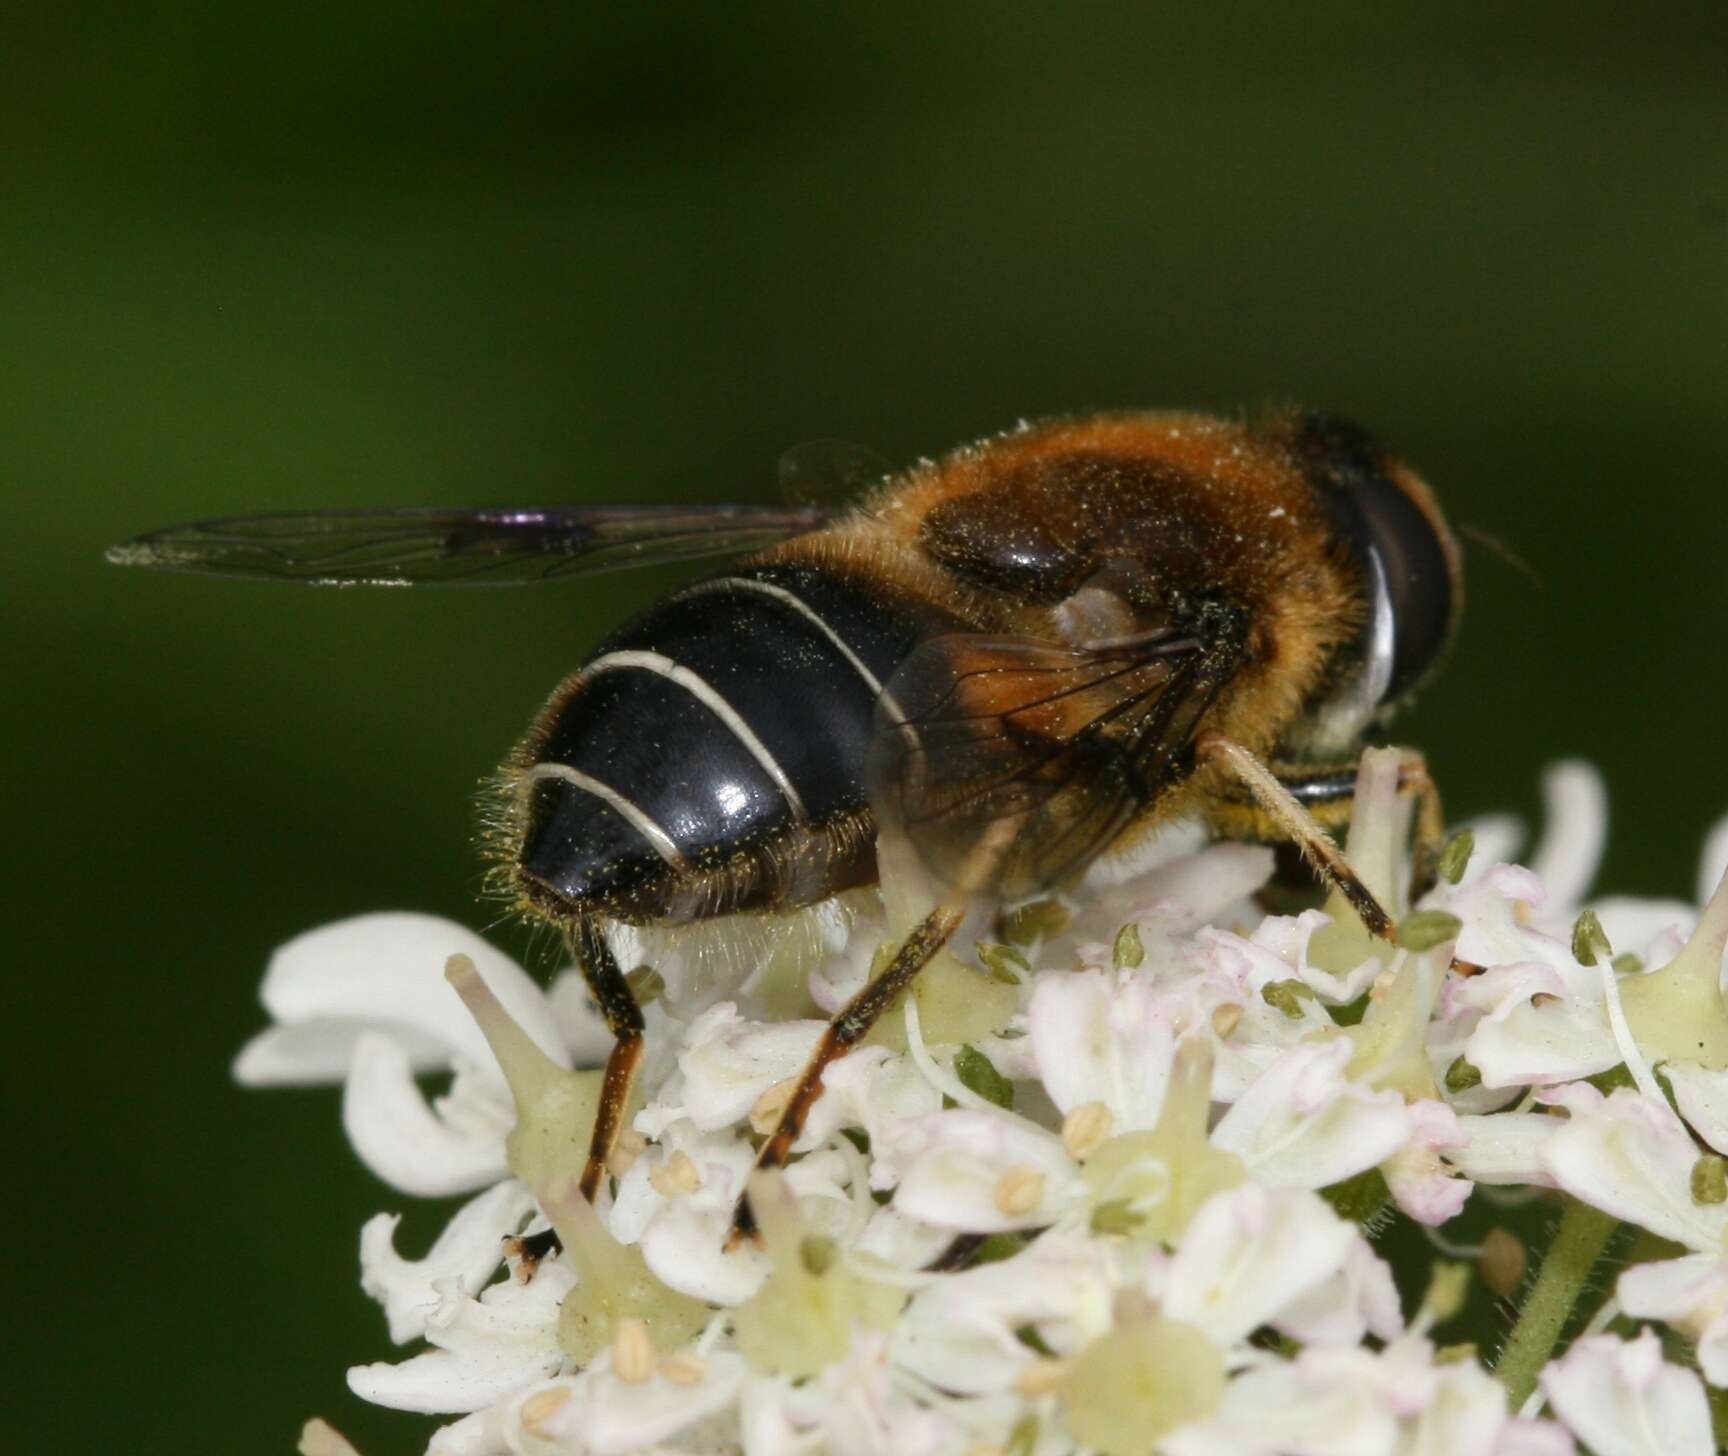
[580,649,810,821]
[674,575,909,726]
[522,762,689,871]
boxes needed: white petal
[426,1408,508,1456]
[1161,1348,1395,1456]
[612,1121,755,1246]
[1617,1255,1728,1385]
[1541,1330,1714,1456]
[1663,1062,1728,1155]
[1528,762,1607,912]
[1161,1184,1355,1346]
[348,1265,573,1414]
[298,1419,365,1456]
[1029,969,1175,1127]
[640,1198,767,1306]
[236,1018,452,1085]
[1095,840,1276,927]
[1590,896,1697,962]
[1448,866,1572,975]
[1467,995,1620,1089]
[343,1034,510,1197]
[1403,1357,1522,1456]
[1617,1253,1725,1316]
[1383,1100,1473,1227]
[545,967,618,1067]
[359,1181,535,1342]
[1448,960,1569,1021]
[883,1109,1080,1232]
[675,1005,825,1132]
[1256,909,1381,1003]
[1463,814,1525,878]
[1273,1234,1404,1347]
[801,1047,942,1151]
[1543,1089,1728,1253]
[853,1206,957,1271]
[510,1354,750,1456]
[1210,1038,1411,1190]
[248,913,567,1082]
[1700,817,1728,912]
[891,1232,1116,1394]
[1494,1420,1578,1456]
[1447,1112,1561,1187]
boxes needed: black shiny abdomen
[517,561,941,923]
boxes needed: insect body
[509,557,956,929]
[110,408,1460,1237]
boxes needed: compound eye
[1292,414,1459,705]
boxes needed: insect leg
[498,919,643,1277]
[728,903,966,1246]
[1196,734,1394,939]
[1390,751,1446,898]
[1206,748,1446,907]
[573,918,647,1202]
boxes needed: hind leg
[568,918,647,1201]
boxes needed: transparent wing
[868,628,1234,901]
[104,503,831,587]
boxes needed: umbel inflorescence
[248,752,1728,1456]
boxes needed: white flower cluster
[248,751,1728,1456]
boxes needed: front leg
[1201,745,1445,906]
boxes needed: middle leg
[728,902,965,1245]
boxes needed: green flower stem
[1495,1197,1620,1408]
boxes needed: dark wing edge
[868,626,1243,901]
[104,503,832,587]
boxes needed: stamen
[995,1165,1046,1216]
[1014,1357,1071,1396]
[902,995,1001,1113]
[1062,1102,1114,1161]
[659,1351,707,1386]
[518,1386,572,1435]
[649,1150,702,1198]
[1596,952,1661,1103]
[611,1318,656,1384]
[749,1080,795,1137]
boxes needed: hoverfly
[110,408,1460,1240]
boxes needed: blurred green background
[9,3,1728,1451]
